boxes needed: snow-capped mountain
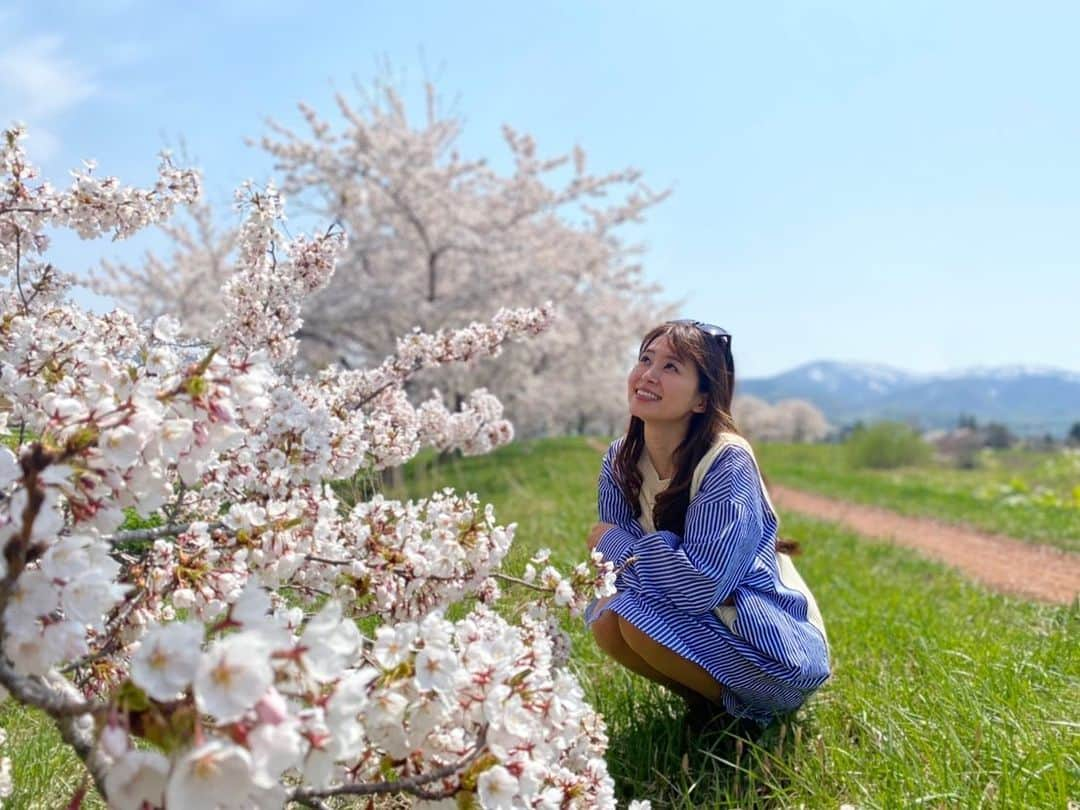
[739,361,1080,436]
[934,364,1080,383]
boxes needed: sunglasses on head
[670,319,732,349]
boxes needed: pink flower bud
[254,687,289,725]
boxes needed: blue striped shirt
[591,437,830,722]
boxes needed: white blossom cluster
[416,389,513,457]
[103,591,615,809]
[0,729,10,805]
[217,182,347,363]
[521,548,618,621]
[0,128,626,808]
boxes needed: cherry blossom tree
[733,396,831,443]
[0,126,628,808]
[92,81,671,437]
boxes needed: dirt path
[770,484,1080,604]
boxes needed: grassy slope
[755,444,1080,554]
[403,437,1079,809]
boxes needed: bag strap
[690,432,779,523]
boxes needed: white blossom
[165,741,257,809]
[477,765,518,810]
[0,729,11,803]
[298,600,360,683]
[104,749,169,810]
[194,632,274,721]
[131,621,204,701]
[0,448,18,489]
[414,645,458,695]
[372,622,417,670]
[248,720,304,788]
[99,425,144,468]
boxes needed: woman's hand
[587,521,617,552]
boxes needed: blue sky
[3,1,1078,378]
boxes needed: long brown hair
[613,321,798,553]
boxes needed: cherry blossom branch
[288,726,488,804]
[52,677,111,802]
[289,796,331,810]
[106,521,226,545]
[13,224,26,308]
[162,482,188,526]
[0,658,104,718]
[493,572,551,594]
[63,592,148,680]
[0,205,51,214]
[0,454,46,613]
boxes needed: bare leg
[591,610,684,692]
[617,616,725,704]
[592,611,722,706]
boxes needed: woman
[585,320,830,728]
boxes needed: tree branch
[0,659,110,799]
[492,572,552,595]
[14,224,27,309]
[288,726,487,804]
[52,674,111,802]
[106,520,225,545]
[0,658,104,718]
[0,205,50,214]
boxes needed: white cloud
[0,34,98,119]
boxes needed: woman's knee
[591,611,624,656]
[616,616,655,656]
[616,617,724,701]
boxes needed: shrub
[845,421,933,469]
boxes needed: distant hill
[739,361,1080,437]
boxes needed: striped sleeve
[631,447,763,614]
[594,441,642,566]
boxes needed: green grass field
[1,436,1077,808]
[755,443,1080,554]
[0,702,97,810]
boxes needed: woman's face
[627,333,706,425]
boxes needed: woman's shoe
[681,693,728,736]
